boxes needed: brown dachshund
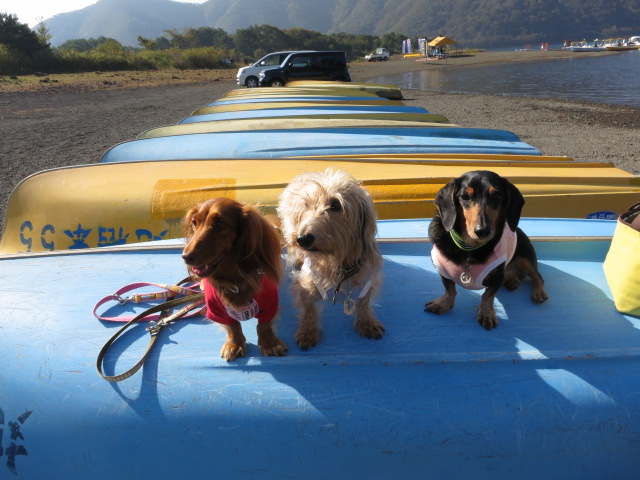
[425,170,548,330]
[182,198,287,361]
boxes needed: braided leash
[95,279,205,382]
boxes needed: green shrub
[53,49,94,71]
[132,49,173,69]
[0,44,22,74]
[0,44,58,74]
[86,50,130,70]
[174,47,228,69]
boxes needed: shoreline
[1,49,638,236]
[0,49,616,94]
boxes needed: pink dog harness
[202,276,278,325]
[431,224,517,290]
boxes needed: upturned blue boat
[101,127,540,162]
[2,218,639,479]
[179,109,447,123]
[179,105,432,123]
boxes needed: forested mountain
[39,0,640,48]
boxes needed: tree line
[1,13,411,75]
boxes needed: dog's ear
[358,190,377,243]
[504,178,525,231]
[182,206,198,240]
[435,179,458,231]
[238,206,283,283]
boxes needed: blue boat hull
[179,106,432,123]
[2,218,639,479]
[101,127,540,162]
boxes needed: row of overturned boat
[1,78,640,479]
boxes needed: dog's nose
[182,251,195,264]
[296,233,315,248]
[474,225,491,239]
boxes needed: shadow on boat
[101,246,639,428]
[86,241,640,477]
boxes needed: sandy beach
[1,49,638,236]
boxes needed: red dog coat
[203,276,278,325]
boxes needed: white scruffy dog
[278,169,385,349]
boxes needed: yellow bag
[603,202,640,316]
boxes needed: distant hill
[40,0,640,48]
[42,0,204,47]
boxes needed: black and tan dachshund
[425,170,548,330]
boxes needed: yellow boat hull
[284,81,403,100]
[218,91,382,101]
[192,99,405,115]
[2,158,638,254]
[222,87,379,98]
[223,82,403,100]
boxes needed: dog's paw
[503,273,521,291]
[220,341,247,362]
[356,317,385,340]
[477,305,499,330]
[425,296,454,314]
[295,328,321,350]
[257,323,288,357]
[259,337,288,357]
[531,288,549,304]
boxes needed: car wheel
[383,57,388,61]
[245,77,259,88]
[269,79,285,87]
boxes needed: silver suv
[236,51,311,88]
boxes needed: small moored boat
[603,37,640,50]
[565,40,607,52]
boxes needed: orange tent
[427,36,457,56]
[428,36,457,47]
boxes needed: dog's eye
[214,219,227,230]
[328,199,342,212]
[460,192,471,202]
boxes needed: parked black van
[237,50,311,88]
[258,51,351,87]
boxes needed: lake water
[370,50,640,108]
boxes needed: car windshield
[258,54,287,67]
